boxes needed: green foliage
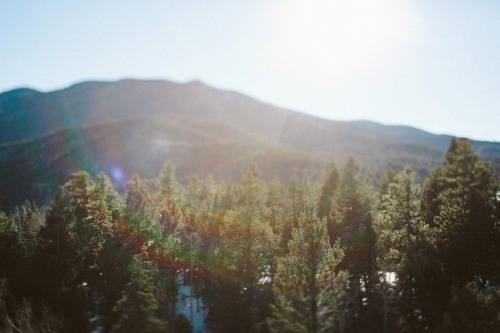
[125,173,160,224]
[317,162,340,223]
[157,160,181,200]
[1,148,500,332]
[63,171,116,275]
[236,164,268,208]
[328,158,376,329]
[330,158,374,275]
[442,282,500,333]
[269,206,345,333]
[417,138,500,328]
[373,167,432,330]
[374,167,427,273]
[11,201,43,259]
[36,172,127,331]
[112,256,168,333]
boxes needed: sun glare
[269,0,416,80]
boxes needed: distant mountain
[1,79,499,210]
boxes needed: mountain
[1,79,499,211]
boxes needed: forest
[1,138,499,333]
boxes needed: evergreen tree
[11,200,43,259]
[112,256,168,332]
[0,211,20,300]
[442,282,500,332]
[212,180,235,213]
[373,167,430,331]
[318,163,340,219]
[419,138,500,328]
[157,160,181,200]
[126,173,157,221]
[237,163,268,208]
[38,188,79,293]
[374,167,422,277]
[200,174,215,203]
[330,158,375,326]
[37,172,125,331]
[317,163,340,245]
[287,176,305,228]
[64,171,115,278]
[267,178,286,211]
[269,205,345,333]
[0,210,16,273]
[37,185,89,331]
[3,201,44,307]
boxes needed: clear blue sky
[2,0,500,142]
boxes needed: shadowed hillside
[1,79,499,210]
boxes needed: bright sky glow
[1,0,500,142]
[269,0,416,80]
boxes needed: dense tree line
[0,138,499,332]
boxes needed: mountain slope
[2,78,498,151]
[0,118,329,209]
[0,79,289,145]
[1,78,499,210]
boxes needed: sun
[268,0,416,80]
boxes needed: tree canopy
[0,138,499,332]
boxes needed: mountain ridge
[2,78,492,146]
[1,78,499,210]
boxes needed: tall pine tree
[269,205,345,333]
[419,138,500,328]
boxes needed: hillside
[1,79,499,210]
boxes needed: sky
[1,0,500,142]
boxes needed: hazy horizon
[2,0,500,141]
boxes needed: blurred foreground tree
[419,138,500,328]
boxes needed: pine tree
[419,138,500,328]
[38,185,89,331]
[318,163,339,219]
[38,188,79,294]
[157,160,181,200]
[63,171,115,277]
[0,211,19,296]
[12,200,43,259]
[237,163,268,208]
[317,163,340,245]
[373,167,430,331]
[374,167,423,275]
[126,173,155,218]
[267,178,286,211]
[269,205,345,333]
[330,158,375,324]
[112,256,168,332]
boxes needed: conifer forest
[1,138,500,333]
